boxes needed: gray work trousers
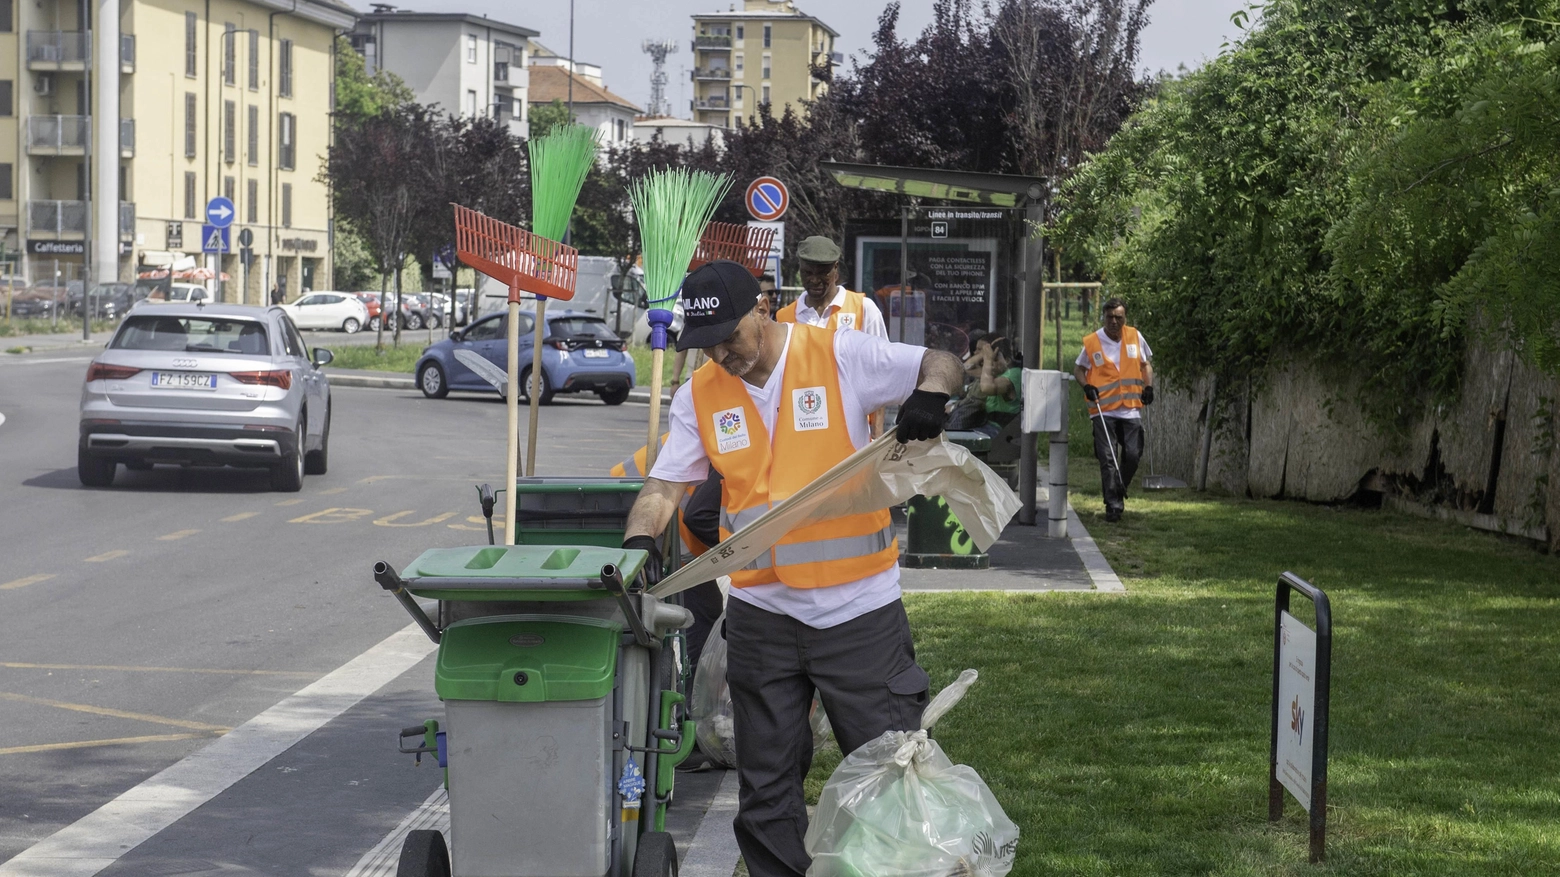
[724,597,931,877]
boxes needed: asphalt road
[0,353,706,874]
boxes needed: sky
[358,0,1250,115]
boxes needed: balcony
[694,35,731,50]
[26,116,88,155]
[27,31,89,69]
[693,96,729,111]
[693,67,731,81]
[25,117,135,157]
[27,200,135,237]
[494,61,510,83]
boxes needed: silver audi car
[78,304,334,491]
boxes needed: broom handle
[645,347,665,473]
[527,297,548,476]
[503,296,522,545]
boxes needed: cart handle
[374,561,442,644]
[600,563,654,648]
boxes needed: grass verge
[321,342,426,373]
[1,317,118,337]
[793,382,1560,875]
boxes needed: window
[735,24,743,41]
[278,112,295,169]
[185,13,198,77]
[465,90,477,117]
[763,24,771,48]
[223,175,235,202]
[762,54,771,79]
[466,34,477,63]
[0,163,11,200]
[247,105,259,165]
[184,172,198,219]
[248,30,260,89]
[281,183,292,228]
[762,84,770,103]
[0,0,11,34]
[184,93,197,157]
[615,118,625,141]
[246,178,258,223]
[0,81,11,117]
[223,24,236,85]
[279,40,293,97]
[223,100,235,163]
[734,54,743,75]
[76,162,86,200]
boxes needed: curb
[327,373,416,390]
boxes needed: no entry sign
[746,177,789,222]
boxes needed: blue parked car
[415,309,636,405]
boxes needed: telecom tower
[642,39,678,117]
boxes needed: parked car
[277,291,368,333]
[77,304,334,491]
[7,287,61,318]
[414,310,635,405]
[349,292,385,329]
[69,283,143,320]
[353,291,440,330]
[133,282,210,308]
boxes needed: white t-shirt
[649,325,924,629]
[790,286,889,339]
[1076,328,1153,421]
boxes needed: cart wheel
[632,831,678,876]
[396,829,450,877]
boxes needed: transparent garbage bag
[804,670,1019,877]
[691,613,834,769]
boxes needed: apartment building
[349,8,534,138]
[689,0,838,128]
[1,0,350,299]
[527,44,640,147]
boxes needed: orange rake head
[452,203,578,302]
[688,221,776,277]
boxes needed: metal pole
[566,0,575,115]
[897,206,908,343]
[1018,198,1044,526]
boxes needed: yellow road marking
[317,487,349,495]
[357,475,395,484]
[274,498,305,506]
[221,512,259,523]
[373,511,457,528]
[156,529,200,541]
[0,662,318,677]
[0,691,230,732]
[0,733,216,757]
[0,574,56,590]
[84,550,130,562]
[288,507,373,524]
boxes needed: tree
[334,37,413,123]
[529,99,574,140]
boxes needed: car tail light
[230,370,292,390]
[86,362,142,381]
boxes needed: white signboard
[749,220,784,281]
[1276,610,1318,811]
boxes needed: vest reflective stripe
[693,323,898,590]
[777,289,868,332]
[1082,327,1146,414]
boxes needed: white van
[476,257,645,337]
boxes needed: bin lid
[512,477,644,495]
[944,430,992,453]
[437,614,621,703]
[400,545,649,601]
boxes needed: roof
[634,116,718,127]
[256,0,357,29]
[690,6,838,38]
[528,66,642,112]
[355,10,538,39]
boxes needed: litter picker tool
[452,202,579,545]
[629,168,732,474]
[1141,404,1188,489]
[1088,400,1125,499]
[688,220,775,276]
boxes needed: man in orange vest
[777,236,888,338]
[1073,297,1155,523]
[621,260,963,877]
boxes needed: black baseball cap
[677,260,759,351]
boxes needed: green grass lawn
[1,317,117,338]
[321,342,426,373]
[792,381,1560,876]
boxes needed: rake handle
[504,295,522,544]
[527,297,547,476]
[645,347,665,474]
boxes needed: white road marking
[0,356,94,366]
[0,623,437,876]
[343,787,449,877]
[680,769,743,877]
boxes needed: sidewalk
[0,329,107,354]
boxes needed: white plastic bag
[691,614,834,769]
[805,670,1019,877]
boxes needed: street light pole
[731,83,757,126]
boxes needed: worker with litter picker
[1074,296,1155,523]
[620,259,965,877]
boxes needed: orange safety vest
[777,289,868,333]
[1081,327,1146,414]
[690,323,897,589]
[610,439,709,559]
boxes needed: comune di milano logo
[718,410,744,435]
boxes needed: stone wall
[1148,340,1559,551]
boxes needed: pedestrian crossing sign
[201,224,230,254]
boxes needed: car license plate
[583,349,609,358]
[151,371,218,390]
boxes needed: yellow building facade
[690,0,837,128]
[0,0,350,301]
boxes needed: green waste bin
[902,430,992,569]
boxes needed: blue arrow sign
[202,225,231,253]
[205,197,236,229]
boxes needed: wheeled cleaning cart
[376,540,695,877]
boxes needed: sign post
[1270,571,1332,863]
[204,197,235,302]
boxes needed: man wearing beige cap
[777,236,889,340]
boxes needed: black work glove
[1142,385,1155,406]
[1083,384,1100,402]
[622,535,663,587]
[895,389,951,443]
